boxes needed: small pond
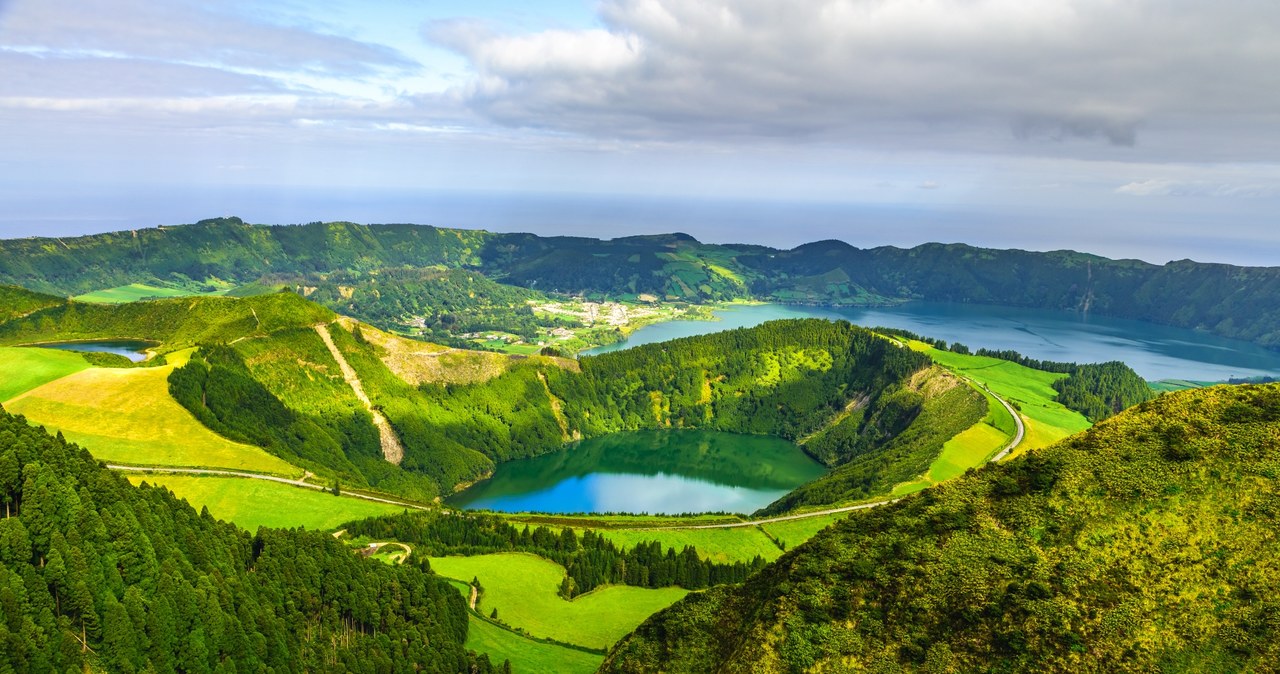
[37,339,156,363]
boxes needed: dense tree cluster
[602,384,1280,673]
[344,511,766,597]
[0,408,497,673]
[278,267,577,341]
[168,345,375,482]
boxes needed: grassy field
[440,580,603,674]
[594,526,783,563]
[465,615,603,674]
[127,475,403,531]
[913,343,1091,458]
[73,283,229,304]
[0,347,90,402]
[759,514,847,551]
[5,365,300,475]
[429,552,688,650]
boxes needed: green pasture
[429,552,688,650]
[759,514,847,551]
[128,475,403,531]
[465,616,603,674]
[5,365,300,475]
[73,283,229,304]
[913,342,1091,458]
[0,347,90,402]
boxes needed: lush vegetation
[329,318,933,505]
[603,383,1280,673]
[8,218,1280,350]
[0,407,496,673]
[281,267,576,342]
[463,613,602,674]
[4,364,300,475]
[344,510,768,597]
[0,347,89,402]
[125,475,405,531]
[168,344,374,484]
[762,368,987,513]
[0,289,334,351]
[883,330,1154,423]
[428,553,689,650]
[1051,361,1156,421]
[917,343,1093,455]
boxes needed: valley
[0,219,1276,673]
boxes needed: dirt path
[469,584,478,610]
[314,323,405,464]
[108,464,429,510]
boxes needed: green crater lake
[446,430,827,515]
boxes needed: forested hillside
[278,267,575,342]
[0,408,495,673]
[6,218,1280,349]
[330,318,936,501]
[603,383,1280,673]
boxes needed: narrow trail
[469,584,478,611]
[314,323,405,464]
[108,464,429,510]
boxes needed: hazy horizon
[1,186,1276,267]
[5,1,1280,268]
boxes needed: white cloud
[427,0,1280,159]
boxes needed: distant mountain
[3,218,1279,349]
[602,383,1280,672]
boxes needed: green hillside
[0,407,496,673]
[7,218,1280,349]
[602,383,1280,672]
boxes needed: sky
[3,0,1280,265]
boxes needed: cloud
[426,0,1280,158]
[0,0,414,77]
[1115,179,1280,198]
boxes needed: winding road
[983,384,1026,462]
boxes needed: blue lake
[446,430,827,515]
[585,302,1280,382]
[38,339,155,362]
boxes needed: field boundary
[110,464,431,510]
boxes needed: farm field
[914,343,1091,458]
[465,616,603,674]
[759,513,847,551]
[4,364,300,475]
[0,346,89,401]
[128,475,404,531]
[594,526,783,564]
[429,552,688,650]
[73,282,229,303]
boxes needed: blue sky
[4,0,1280,265]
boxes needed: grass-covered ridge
[602,383,1280,672]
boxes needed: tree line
[345,511,767,598]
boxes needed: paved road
[107,464,430,510]
[634,499,899,531]
[983,385,1026,462]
